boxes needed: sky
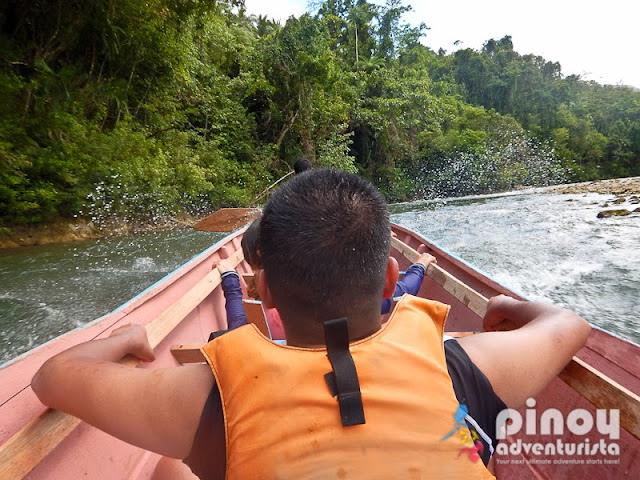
[244,0,640,89]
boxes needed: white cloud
[243,0,306,23]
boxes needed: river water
[1,189,639,365]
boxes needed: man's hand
[415,244,437,269]
[109,324,155,362]
[483,295,527,332]
[216,258,235,275]
[216,246,235,274]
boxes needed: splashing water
[413,130,567,199]
[78,175,216,230]
[391,189,640,344]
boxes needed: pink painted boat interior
[0,224,637,478]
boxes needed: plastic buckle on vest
[323,317,366,427]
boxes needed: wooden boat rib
[0,224,638,479]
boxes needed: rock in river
[597,209,632,218]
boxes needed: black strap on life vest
[323,317,366,427]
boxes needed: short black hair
[293,157,312,174]
[260,169,390,322]
[241,217,262,269]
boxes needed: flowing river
[1,189,639,365]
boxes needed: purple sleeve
[221,272,247,330]
[380,263,426,314]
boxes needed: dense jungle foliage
[1,0,639,228]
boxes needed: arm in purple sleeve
[221,271,247,330]
[380,263,427,314]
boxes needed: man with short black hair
[259,169,391,345]
[33,169,591,479]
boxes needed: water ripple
[0,229,224,364]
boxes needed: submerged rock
[597,209,632,218]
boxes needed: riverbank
[0,220,101,249]
[0,216,198,250]
[545,176,640,195]
[545,177,640,218]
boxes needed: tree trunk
[275,111,299,148]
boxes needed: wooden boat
[0,223,638,479]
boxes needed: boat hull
[0,224,638,478]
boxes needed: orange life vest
[201,295,495,479]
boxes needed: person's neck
[284,312,382,348]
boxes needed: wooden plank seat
[171,298,270,364]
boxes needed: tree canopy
[1,0,638,228]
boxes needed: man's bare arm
[31,324,215,459]
[456,295,591,408]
